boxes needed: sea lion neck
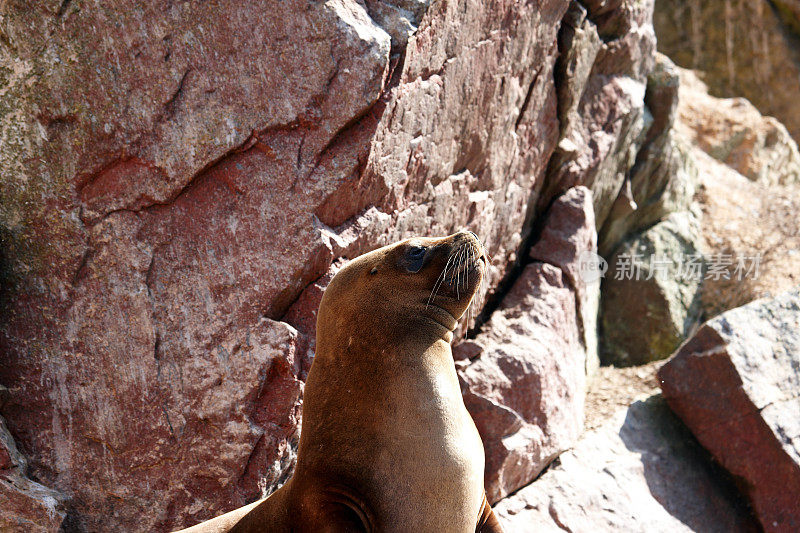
[314,308,455,366]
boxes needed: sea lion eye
[408,246,426,259]
[405,245,427,273]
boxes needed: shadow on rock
[619,396,759,532]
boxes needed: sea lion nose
[458,229,482,248]
[460,230,488,263]
[453,229,478,242]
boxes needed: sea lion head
[317,231,487,346]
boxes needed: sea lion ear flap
[401,244,428,273]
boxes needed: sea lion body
[178,232,503,532]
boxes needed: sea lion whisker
[465,305,471,340]
[465,245,477,292]
[447,245,464,283]
[452,246,462,297]
[462,250,470,295]
[429,248,460,308]
[468,248,486,331]
[461,246,469,293]
[468,245,478,289]
[447,246,460,300]
[459,244,469,291]
[454,244,467,300]
[461,247,482,339]
[427,251,457,308]
[467,246,478,299]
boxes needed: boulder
[494,396,757,532]
[675,68,800,186]
[530,186,600,378]
[456,262,586,503]
[691,146,800,319]
[654,0,800,143]
[599,53,697,256]
[600,211,704,365]
[659,288,800,532]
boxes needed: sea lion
[178,231,504,532]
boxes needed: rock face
[456,262,586,504]
[598,53,697,257]
[692,147,800,319]
[543,0,656,227]
[659,288,800,532]
[600,211,704,366]
[675,68,800,186]
[0,0,575,529]
[653,0,800,143]
[595,51,703,367]
[530,186,600,378]
[494,396,757,532]
[671,63,800,320]
[0,0,676,529]
[456,186,595,503]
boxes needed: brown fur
[176,232,504,532]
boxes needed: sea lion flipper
[475,493,504,533]
[226,485,291,533]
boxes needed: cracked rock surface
[0,0,578,529]
[0,0,709,530]
[659,288,800,532]
[0,415,66,532]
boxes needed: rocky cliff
[0,0,796,531]
[654,0,800,144]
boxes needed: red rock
[0,449,10,472]
[530,186,600,376]
[0,0,572,529]
[494,396,757,532]
[659,288,800,532]
[0,417,24,473]
[0,475,66,533]
[456,262,586,503]
[364,0,570,297]
[542,0,656,226]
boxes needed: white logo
[578,251,608,283]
